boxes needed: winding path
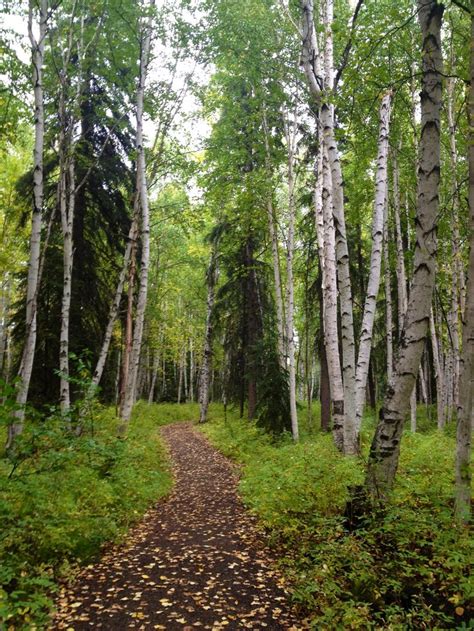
[53,423,305,630]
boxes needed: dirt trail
[53,423,306,630]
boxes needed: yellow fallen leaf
[455,607,465,616]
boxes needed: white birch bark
[262,110,285,364]
[430,307,445,429]
[321,146,345,449]
[189,339,194,402]
[367,0,444,497]
[393,152,418,427]
[91,219,137,393]
[447,74,462,412]
[455,3,474,524]
[355,92,392,428]
[284,110,299,442]
[8,0,48,446]
[383,195,393,385]
[300,0,358,455]
[118,0,155,432]
[199,248,219,424]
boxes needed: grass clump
[0,403,172,629]
[201,409,473,629]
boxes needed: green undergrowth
[200,410,473,630]
[0,403,172,629]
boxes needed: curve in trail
[53,422,306,630]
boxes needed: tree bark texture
[366,0,444,498]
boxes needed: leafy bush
[0,403,172,629]
[201,413,473,629]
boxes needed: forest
[0,0,473,628]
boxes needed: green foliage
[201,412,473,629]
[0,403,172,629]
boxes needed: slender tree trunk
[455,1,474,524]
[355,92,392,426]
[318,265,331,432]
[430,306,445,429]
[118,1,154,433]
[8,0,47,447]
[177,354,183,404]
[301,0,357,453]
[284,110,299,442]
[321,147,345,449]
[189,339,194,402]
[148,351,159,404]
[262,110,285,364]
[119,235,137,410]
[59,151,75,417]
[447,74,462,413]
[384,195,394,384]
[90,218,137,394]
[366,0,444,498]
[199,248,219,423]
[392,152,418,425]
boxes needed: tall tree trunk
[119,234,137,410]
[8,0,47,447]
[301,0,357,453]
[321,147,345,449]
[430,306,445,429]
[318,265,331,432]
[455,0,474,524]
[189,339,194,402]
[366,0,443,498]
[384,194,394,384]
[393,152,417,424]
[199,248,219,423]
[118,0,154,433]
[447,73,462,414]
[90,218,138,395]
[148,351,159,404]
[284,109,299,442]
[262,110,286,364]
[355,92,392,427]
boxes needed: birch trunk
[430,307,445,429]
[262,111,285,364]
[355,92,392,427]
[90,218,137,393]
[284,110,299,442]
[177,354,183,404]
[300,0,357,454]
[118,0,154,433]
[455,2,474,524]
[189,339,194,402]
[119,232,137,410]
[321,147,345,449]
[384,197,393,384]
[8,0,47,446]
[447,74,462,412]
[148,351,159,404]
[199,248,219,423]
[366,0,444,498]
[59,153,75,417]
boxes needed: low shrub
[201,412,473,629]
[0,403,172,629]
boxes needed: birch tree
[300,0,358,455]
[199,247,219,423]
[454,0,473,524]
[118,0,155,433]
[354,91,392,428]
[7,0,48,447]
[366,0,444,498]
[283,109,299,441]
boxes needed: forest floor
[52,422,305,630]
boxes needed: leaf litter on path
[52,423,307,630]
